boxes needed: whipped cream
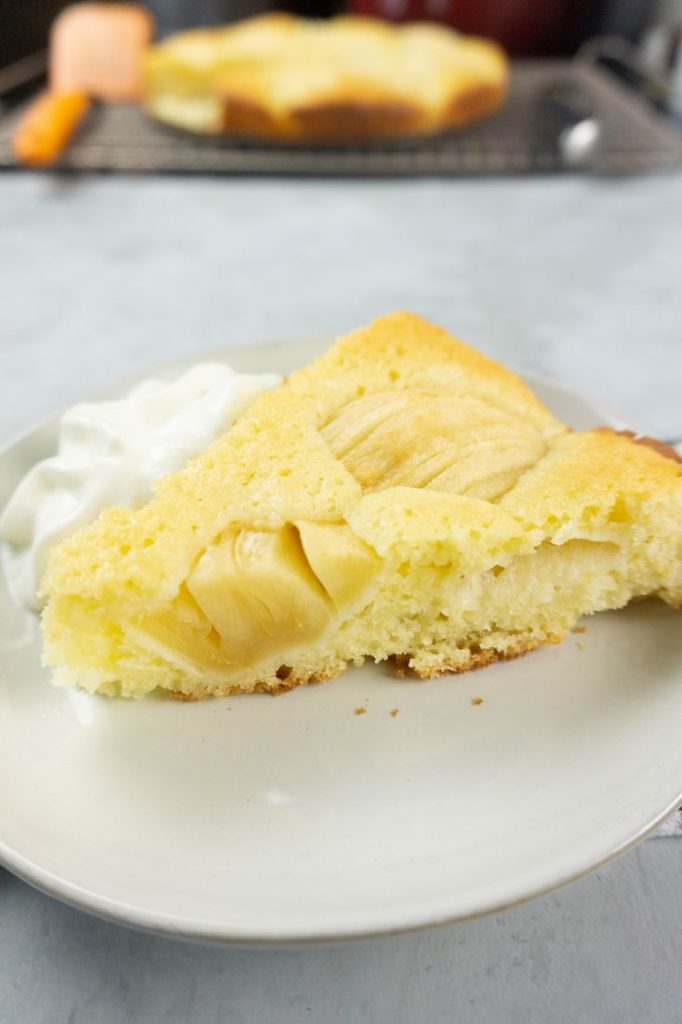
[0,362,281,611]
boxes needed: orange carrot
[12,91,91,166]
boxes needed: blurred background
[2,0,680,58]
[1,0,681,179]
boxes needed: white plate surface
[0,339,680,944]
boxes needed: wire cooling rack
[0,60,680,175]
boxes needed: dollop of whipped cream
[0,363,281,612]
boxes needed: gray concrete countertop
[1,172,681,1024]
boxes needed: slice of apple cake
[41,312,682,698]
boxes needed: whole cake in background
[143,13,508,140]
[39,312,682,700]
[12,6,508,163]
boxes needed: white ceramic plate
[1,339,681,945]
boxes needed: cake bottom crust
[145,80,506,142]
[166,631,559,701]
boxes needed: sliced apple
[321,389,546,501]
[187,525,333,666]
[135,585,225,674]
[296,521,380,610]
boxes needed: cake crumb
[354,705,367,716]
[472,696,484,706]
[389,708,399,718]
[572,625,587,634]
[577,641,586,652]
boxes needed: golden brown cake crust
[168,665,340,701]
[391,634,559,679]
[221,82,506,142]
[167,634,558,700]
[601,428,682,466]
[144,14,508,142]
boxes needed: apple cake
[143,13,508,140]
[42,312,682,698]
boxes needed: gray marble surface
[1,171,681,1024]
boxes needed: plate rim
[1,786,680,946]
[0,335,677,946]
